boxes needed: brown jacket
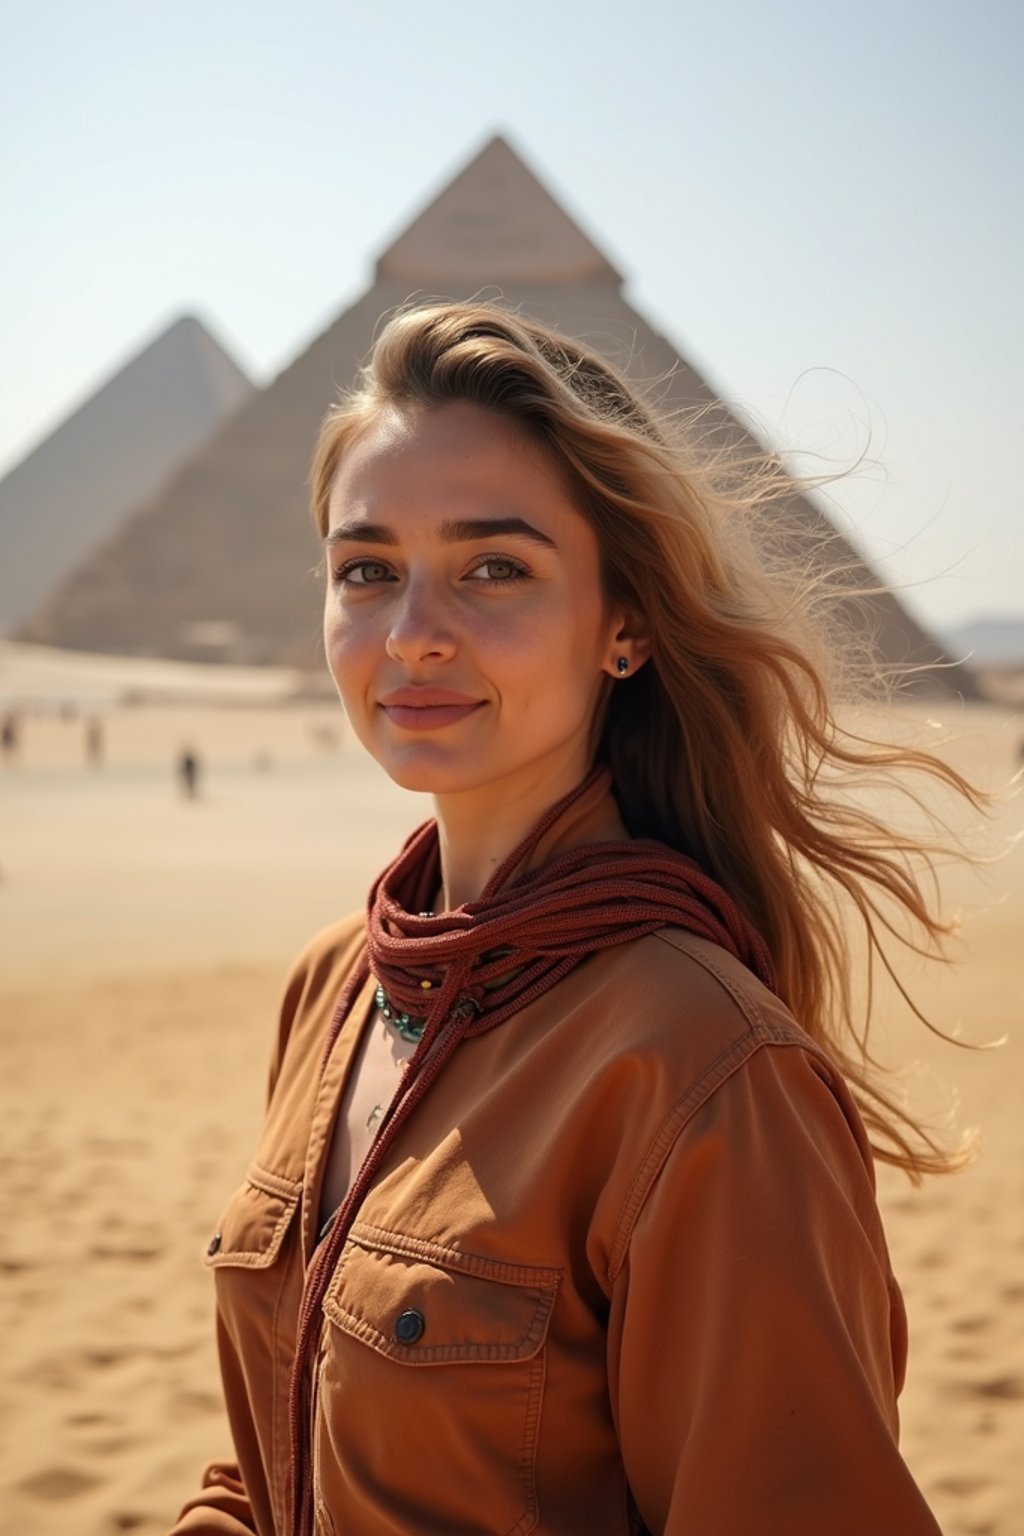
[172,916,939,1536]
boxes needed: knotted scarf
[287,765,775,1536]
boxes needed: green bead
[375,982,426,1042]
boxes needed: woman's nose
[384,580,457,665]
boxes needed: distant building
[16,135,975,695]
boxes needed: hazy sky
[3,0,1021,635]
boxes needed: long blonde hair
[310,300,987,1179]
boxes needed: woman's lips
[380,701,485,731]
[378,686,485,731]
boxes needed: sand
[1,642,1021,1535]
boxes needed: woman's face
[323,401,634,800]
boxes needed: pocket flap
[203,1164,301,1269]
[322,1226,560,1365]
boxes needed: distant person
[309,720,340,751]
[84,715,103,766]
[174,303,981,1534]
[1,710,19,763]
[177,745,200,799]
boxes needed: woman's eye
[467,557,529,583]
[334,559,394,586]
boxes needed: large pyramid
[1,315,252,635]
[18,136,974,694]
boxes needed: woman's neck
[434,788,553,910]
[431,758,629,910]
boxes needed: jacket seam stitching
[248,1162,303,1200]
[268,1232,300,1531]
[652,929,770,1032]
[508,1350,544,1535]
[348,1222,563,1288]
[608,934,824,1283]
[607,1031,769,1282]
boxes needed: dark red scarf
[287,765,774,1535]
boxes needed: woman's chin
[377,748,495,797]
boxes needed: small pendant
[366,1103,385,1132]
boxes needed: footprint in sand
[951,1314,992,1335]
[28,1359,77,1391]
[933,1472,990,1498]
[166,1387,223,1419]
[949,1373,1024,1402]
[88,1243,162,1261]
[19,1466,100,1500]
[87,1434,138,1456]
[148,1339,200,1361]
[915,1247,948,1271]
[191,1159,220,1179]
[946,1344,983,1362]
[66,1409,114,1427]
[974,1374,1024,1401]
[84,1347,130,1369]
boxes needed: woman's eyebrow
[324,516,560,551]
[324,521,396,549]
[441,516,560,550]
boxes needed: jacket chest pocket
[203,1164,302,1536]
[204,1165,301,1272]
[204,1163,303,1348]
[316,1222,561,1536]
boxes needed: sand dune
[1,648,1021,1534]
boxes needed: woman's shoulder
[572,924,860,1141]
[267,912,368,1096]
[590,931,878,1272]
[530,925,847,1160]
[590,923,817,1062]
[649,925,812,1046]
[283,910,368,997]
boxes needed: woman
[173,302,973,1534]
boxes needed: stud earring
[616,657,629,675]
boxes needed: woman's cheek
[325,624,368,715]
[471,603,552,663]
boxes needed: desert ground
[1,641,1021,1535]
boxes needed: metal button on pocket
[394,1308,425,1344]
[207,1231,222,1256]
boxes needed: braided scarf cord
[287,766,775,1536]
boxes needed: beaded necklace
[374,907,435,1041]
[374,982,428,1042]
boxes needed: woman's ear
[604,608,652,679]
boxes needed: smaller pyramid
[0,315,253,634]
